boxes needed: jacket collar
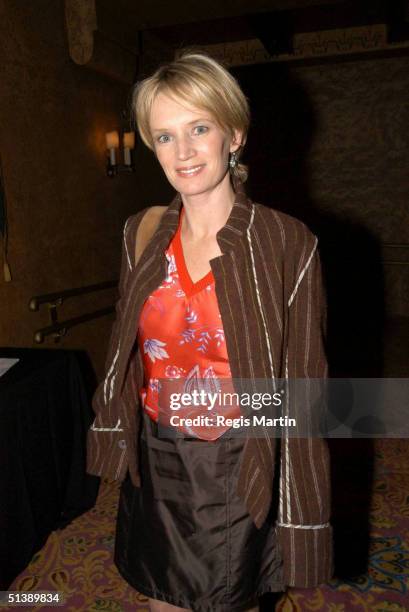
[152,173,253,255]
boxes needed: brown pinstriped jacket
[86,175,334,588]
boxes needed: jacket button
[118,439,126,449]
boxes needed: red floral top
[137,207,240,440]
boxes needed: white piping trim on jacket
[115,445,126,478]
[123,217,132,271]
[288,237,318,307]
[109,372,117,402]
[284,350,291,521]
[247,203,293,527]
[279,443,284,523]
[277,522,330,529]
[246,205,276,387]
[279,239,321,530]
[90,417,124,432]
[104,344,120,404]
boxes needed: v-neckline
[172,206,214,297]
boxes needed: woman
[87,51,333,611]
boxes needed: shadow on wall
[232,60,387,582]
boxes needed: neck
[180,171,236,241]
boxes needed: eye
[157,134,171,144]
[193,125,208,135]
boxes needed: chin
[180,184,215,198]
[171,173,226,196]
[171,175,206,192]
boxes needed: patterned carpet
[3,438,409,612]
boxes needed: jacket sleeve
[277,230,334,587]
[86,210,145,482]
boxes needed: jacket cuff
[277,523,334,587]
[86,428,132,483]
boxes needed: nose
[175,133,195,160]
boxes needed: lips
[176,164,205,177]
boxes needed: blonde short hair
[132,50,250,182]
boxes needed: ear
[229,128,245,153]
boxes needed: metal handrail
[29,280,118,344]
[33,307,115,344]
[29,280,117,311]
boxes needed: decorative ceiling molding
[96,0,345,34]
[64,0,136,84]
[180,24,409,66]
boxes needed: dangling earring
[229,151,238,169]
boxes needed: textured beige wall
[0,1,168,381]
[236,53,409,318]
[297,55,409,318]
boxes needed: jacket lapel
[115,193,183,397]
[115,174,276,400]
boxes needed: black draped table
[0,347,99,589]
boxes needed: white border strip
[246,205,276,385]
[277,522,330,529]
[91,417,124,432]
[288,237,318,307]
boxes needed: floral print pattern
[137,208,240,439]
[143,339,169,363]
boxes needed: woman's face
[149,91,242,197]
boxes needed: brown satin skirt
[114,413,284,611]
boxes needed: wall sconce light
[105,130,135,177]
